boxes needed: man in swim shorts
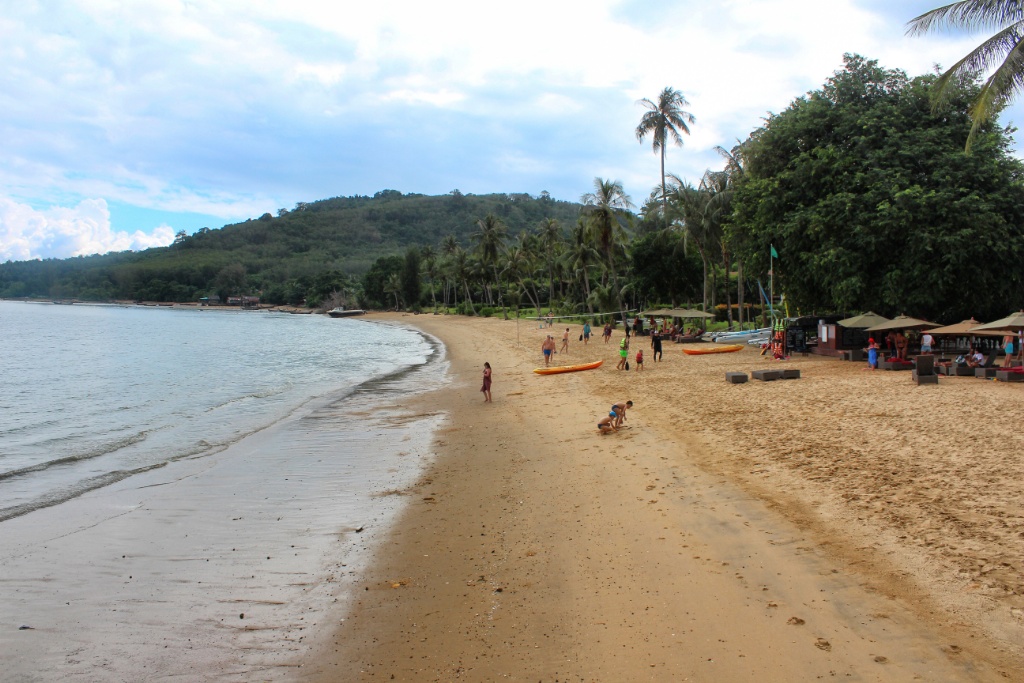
[541,335,556,366]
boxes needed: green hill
[0,190,583,305]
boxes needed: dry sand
[302,313,1023,681]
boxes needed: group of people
[864,329,1020,370]
[597,400,633,434]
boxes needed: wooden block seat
[780,369,801,379]
[751,369,782,381]
[725,372,748,384]
[880,360,913,371]
[975,367,999,378]
[996,369,1024,382]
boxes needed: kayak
[682,344,744,355]
[534,360,603,375]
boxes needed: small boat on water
[682,344,744,355]
[327,307,366,318]
[533,360,603,375]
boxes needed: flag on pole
[770,245,778,259]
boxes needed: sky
[0,0,1017,261]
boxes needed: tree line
[4,53,1024,323]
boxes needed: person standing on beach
[481,362,492,402]
[603,322,612,343]
[617,336,629,370]
[635,348,644,371]
[895,331,908,360]
[921,331,934,354]
[583,321,591,345]
[651,329,663,362]
[541,335,556,366]
[560,327,570,354]
[864,338,879,370]
[1003,334,1016,367]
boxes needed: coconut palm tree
[564,218,601,314]
[636,87,696,229]
[472,214,508,313]
[907,2,1024,150]
[538,218,563,310]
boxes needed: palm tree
[581,178,633,314]
[421,245,439,313]
[472,214,508,313]
[383,273,402,310]
[538,218,563,311]
[636,87,696,229]
[564,219,601,314]
[907,2,1024,150]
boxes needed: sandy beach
[303,312,1023,682]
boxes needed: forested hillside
[0,190,582,306]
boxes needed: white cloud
[0,198,175,261]
[0,0,1019,250]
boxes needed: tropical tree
[383,272,402,310]
[581,178,634,313]
[472,214,508,313]
[907,1,1024,150]
[421,245,439,312]
[564,218,601,314]
[538,218,563,309]
[636,87,696,229]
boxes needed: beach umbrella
[837,311,890,328]
[929,318,1003,337]
[674,308,715,319]
[865,315,941,332]
[970,310,1024,333]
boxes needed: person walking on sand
[541,335,556,366]
[561,327,570,354]
[597,413,617,434]
[617,336,629,370]
[650,329,663,362]
[612,400,633,428]
[863,338,879,370]
[583,321,591,345]
[481,362,492,402]
[635,348,644,372]
[603,322,612,343]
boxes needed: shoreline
[301,312,1023,681]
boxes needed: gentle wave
[0,428,154,481]
[0,462,169,523]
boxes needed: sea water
[0,301,447,680]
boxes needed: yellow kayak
[533,360,603,375]
[682,344,744,355]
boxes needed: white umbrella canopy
[971,311,1024,333]
[865,315,941,332]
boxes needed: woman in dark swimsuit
[481,362,492,403]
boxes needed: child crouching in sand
[597,413,617,434]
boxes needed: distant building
[241,296,260,309]
[199,295,221,306]
[226,296,242,306]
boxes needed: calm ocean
[0,301,436,521]
[0,301,448,680]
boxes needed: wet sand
[303,312,1023,682]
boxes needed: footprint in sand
[814,638,831,651]
[787,617,805,626]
